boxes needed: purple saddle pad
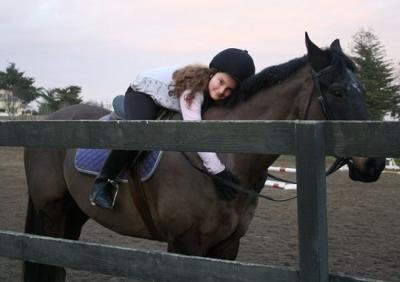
[74,115,162,182]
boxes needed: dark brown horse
[23,34,385,282]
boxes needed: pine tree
[350,29,400,120]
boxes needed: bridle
[304,65,337,120]
[303,64,351,176]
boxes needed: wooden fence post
[295,121,329,282]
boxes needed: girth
[127,161,163,241]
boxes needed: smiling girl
[89,48,255,209]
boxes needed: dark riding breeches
[124,87,160,120]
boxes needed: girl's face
[208,72,237,101]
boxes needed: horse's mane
[238,55,309,99]
[229,48,356,105]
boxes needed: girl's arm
[180,90,225,174]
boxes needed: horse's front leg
[167,225,204,256]
[205,235,240,260]
[166,225,240,260]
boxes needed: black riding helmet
[209,48,255,84]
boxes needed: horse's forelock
[329,48,357,72]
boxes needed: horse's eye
[329,83,345,97]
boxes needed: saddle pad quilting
[74,114,162,182]
[74,148,162,183]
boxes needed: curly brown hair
[169,65,218,105]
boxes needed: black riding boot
[89,150,138,209]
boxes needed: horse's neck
[227,65,320,121]
[208,64,324,186]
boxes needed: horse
[23,33,385,282]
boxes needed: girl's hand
[212,169,240,200]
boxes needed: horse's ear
[330,39,343,52]
[305,32,329,71]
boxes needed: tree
[39,86,83,114]
[0,63,41,116]
[350,29,400,120]
[38,88,60,114]
[54,85,83,108]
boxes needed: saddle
[74,114,162,183]
[74,95,168,182]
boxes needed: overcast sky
[1,0,399,105]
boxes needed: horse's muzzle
[348,157,386,182]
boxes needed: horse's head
[306,33,385,182]
[306,32,369,120]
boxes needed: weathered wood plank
[0,231,298,282]
[329,273,387,282]
[296,122,329,282]
[0,120,295,154]
[325,121,400,157]
[1,120,400,156]
[0,231,384,282]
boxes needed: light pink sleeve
[180,91,225,175]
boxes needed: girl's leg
[124,87,160,120]
[89,88,159,209]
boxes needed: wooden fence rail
[0,230,378,282]
[1,120,398,282]
[1,120,399,156]
[0,231,298,282]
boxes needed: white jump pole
[268,166,297,173]
[266,166,297,190]
[386,158,400,170]
[264,180,297,190]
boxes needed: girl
[89,48,255,209]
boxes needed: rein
[181,152,297,202]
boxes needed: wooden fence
[0,119,399,282]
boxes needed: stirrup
[107,179,119,208]
[89,179,119,209]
